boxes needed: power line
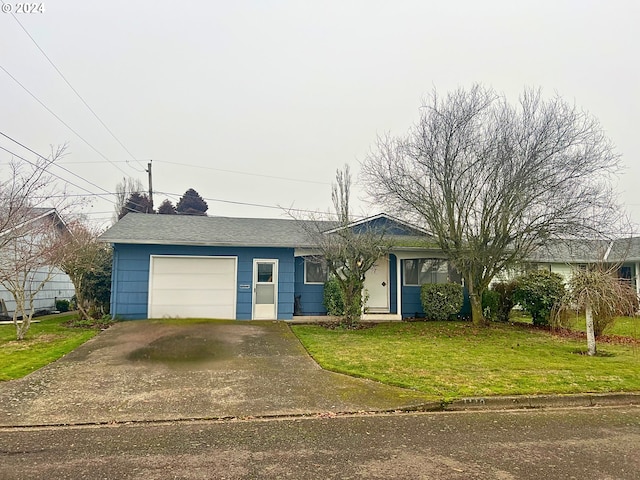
[2,2,146,173]
[0,135,326,218]
[0,143,156,220]
[154,190,320,215]
[0,144,105,201]
[0,65,133,177]
[0,131,114,198]
[154,160,331,185]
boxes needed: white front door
[253,259,278,319]
[364,257,389,313]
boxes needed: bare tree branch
[362,84,628,325]
[288,165,390,325]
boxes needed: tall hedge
[492,280,519,322]
[323,277,345,316]
[420,283,464,321]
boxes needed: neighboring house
[0,208,75,318]
[98,213,465,321]
[527,238,640,296]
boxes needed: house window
[403,258,450,285]
[304,257,328,284]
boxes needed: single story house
[525,238,640,297]
[98,213,463,321]
[0,208,75,318]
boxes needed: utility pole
[146,161,154,210]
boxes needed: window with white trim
[304,257,328,284]
[403,258,451,285]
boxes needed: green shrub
[55,299,70,312]
[420,283,464,321]
[482,289,500,321]
[323,277,345,316]
[514,270,565,326]
[492,280,518,322]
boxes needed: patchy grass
[512,312,640,340]
[291,321,640,401]
[0,313,99,381]
[565,315,640,340]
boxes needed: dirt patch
[1,333,63,351]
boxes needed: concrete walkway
[0,320,434,427]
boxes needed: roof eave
[101,238,309,248]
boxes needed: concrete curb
[442,392,640,411]
[1,394,638,429]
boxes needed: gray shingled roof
[99,213,640,262]
[526,239,610,263]
[607,237,640,263]
[98,213,332,248]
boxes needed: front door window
[253,260,277,319]
[256,262,274,304]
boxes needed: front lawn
[291,321,640,401]
[511,313,640,340]
[0,313,99,381]
[567,315,640,339]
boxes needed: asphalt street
[1,406,639,479]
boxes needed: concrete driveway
[0,320,434,427]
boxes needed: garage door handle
[381,281,386,287]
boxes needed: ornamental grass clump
[558,266,638,355]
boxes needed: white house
[0,208,75,319]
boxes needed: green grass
[291,321,640,401]
[566,315,640,339]
[511,312,640,339]
[0,313,99,381]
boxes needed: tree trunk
[469,292,487,326]
[585,302,596,356]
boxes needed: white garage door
[148,256,237,319]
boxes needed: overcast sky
[1,1,638,230]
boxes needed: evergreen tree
[118,192,154,219]
[157,199,177,214]
[176,188,208,215]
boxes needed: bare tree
[0,211,67,339]
[0,147,73,339]
[293,165,389,326]
[0,146,66,247]
[362,85,624,326]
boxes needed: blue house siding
[389,254,397,314]
[351,217,419,236]
[293,256,326,316]
[111,243,295,320]
[294,254,399,316]
[400,260,471,319]
[401,285,423,319]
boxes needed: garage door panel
[152,258,235,275]
[153,304,235,319]
[149,256,236,319]
[151,273,236,290]
[151,288,235,306]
